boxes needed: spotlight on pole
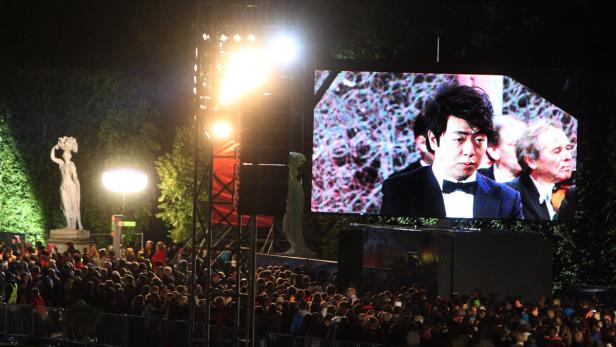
[102,169,148,194]
[219,48,270,104]
[102,168,148,255]
[268,33,299,65]
[211,120,233,139]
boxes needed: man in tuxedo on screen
[506,121,574,221]
[380,83,524,219]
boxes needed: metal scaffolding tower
[189,1,269,346]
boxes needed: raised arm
[50,145,62,165]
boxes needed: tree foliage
[0,68,162,238]
[0,109,46,241]
[155,127,209,243]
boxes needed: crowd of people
[1,236,615,347]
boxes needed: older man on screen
[380,83,523,219]
[506,121,574,220]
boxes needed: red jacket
[151,250,167,266]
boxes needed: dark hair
[412,114,428,139]
[423,82,494,151]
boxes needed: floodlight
[219,47,270,104]
[102,169,148,194]
[268,33,299,64]
[212,121,233,139]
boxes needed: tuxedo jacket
[505,172,551,221]
[380,166,524,219]
[388,159,422,178]
[556,185,577,223]
[477,166,495,181]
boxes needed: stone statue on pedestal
[283,152,313,257]
[50,136,83,230]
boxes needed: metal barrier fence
[262,333,383,347]
[1,304,382,347]
[0,304,189,347]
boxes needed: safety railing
[1,304,383,347]
[262,333,383,347]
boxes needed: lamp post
[102,168,148,254]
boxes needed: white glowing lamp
[268,33,299,64]
[212,121,233,139]
[219,47,270,105]
[102,169,148,194]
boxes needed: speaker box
[339,224,553,302]
[239,93,290,165]
[237,163,288,215]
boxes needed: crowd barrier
[0,304,383,347]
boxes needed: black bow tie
[442,180,477,194]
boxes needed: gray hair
[516,120,562,173]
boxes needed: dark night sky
[1,0,602,104]
[1,0,196,142]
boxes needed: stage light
[248,34,256,42]
[102,168,147,255]
[102,169,148,194]
[268,33,299,64]
[212,121,233,139]
[233,34,241,42]
[219,47,270,104]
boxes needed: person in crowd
[2,271,18,304]
[142,240,155,259]
[87,244,101,267]
[381,82,523,219]
[507,121,575,220]
[30,287,46,310]
[150,241,167,266]
[478,115,527,182]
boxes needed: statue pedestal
[48,229,91,254]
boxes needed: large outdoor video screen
[311,70,578,221]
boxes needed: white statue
[50,137,83,230]
[283,152,313,257]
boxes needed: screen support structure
[313,69,340,109]
[191,0,267,346]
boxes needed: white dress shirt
[529,175,556,220]
[431,165,476,218]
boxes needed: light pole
[102,168,148,254]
